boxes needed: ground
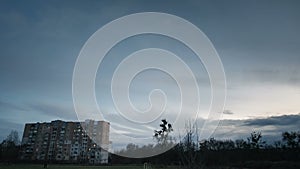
[0,164,181,169]
[0,164,142,169]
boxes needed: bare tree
[5,130,20,145]
[178,121,203,169]
[0,130,20,163]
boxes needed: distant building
[20,120,110,164]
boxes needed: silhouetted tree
[5,130,20,145]
[247,131,265,149]
[0,130,20,163]
[282,131,299,148]
[113,130,300,166]
[274,140,283,149]
[178,121,203,169]
[153,119,173,145]
[235,139,249,149]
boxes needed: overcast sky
[0,0,300,148]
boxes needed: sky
[0,0,300,149]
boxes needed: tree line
[112,120,300,168]
[0,130,20,163]
[1,124,300,168]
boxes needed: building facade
[20,120,110,164]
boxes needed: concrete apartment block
[20,120,110,164]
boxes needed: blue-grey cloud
[1,0,300,148]
[0,99,26,111]
[0,119,24,142]
[213,114,300,142]
[243,113,300,127]
[27,102,77,121]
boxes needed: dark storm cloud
[243,114,300,126]
[213,114,300,141]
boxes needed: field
[0,164,145,169]
[0,164,181,169]
[1,162,300,169]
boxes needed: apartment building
[20,120,110,164]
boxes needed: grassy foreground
[0,164,182,169]
[0,164,147,169]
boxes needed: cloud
[223,109,234,115]
[242,113,300,126]
[28,102,77,121]
[0,100,27,112]
[108,114,300,149]
[213,113,300,142]
[0,119,24,142]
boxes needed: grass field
[0,164,146,169]
[0,164,181,169]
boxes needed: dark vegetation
[112,120,300,169]
[0,130,20,164]
[1,123,300,168]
